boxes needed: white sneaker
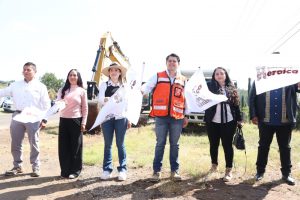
[223,168,233,182]
[68,174,78,179]
[171,171,182,181]
[118,171,127,181]
[151,172,161,182]
[100,171,112,180]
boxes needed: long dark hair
[61,69,83,99]
[211,67,239,106]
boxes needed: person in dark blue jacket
[249,82,300,185]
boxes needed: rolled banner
[13,106,46,123]
[125,67,144,125]
[43,100,66,120]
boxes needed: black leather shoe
[255,173,264,181]
[282,175,296,186]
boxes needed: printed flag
[255,66,300,94]
[184,68,228,114]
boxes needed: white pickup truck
[1,96,15,112]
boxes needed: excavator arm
[86,32,130,132]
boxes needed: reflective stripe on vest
[173,107,184,114]
[157,77,170,82]
[174,79,185,86]
[153,105,167,110]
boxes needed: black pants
[58,117,83,177]
[206,121,237,168]
[256,123,292,176]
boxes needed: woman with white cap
[98,62,131,181]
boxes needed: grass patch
[77,123,300,179]
[43,125,59,135]
[83,144,102,166]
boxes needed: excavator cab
[87,81,99,100]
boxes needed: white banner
[89,86,127,131]
[13,106,46,123]
[255,66,300,94]
[184,68,227,114]
[125,67,143,125]
[44,100,66,120]
[89,66,144,130]
[13,101,66,123]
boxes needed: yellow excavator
[86,32,130,132]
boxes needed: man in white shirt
[0,62,50,177]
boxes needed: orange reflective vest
[150,71,186,119]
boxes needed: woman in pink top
[57,69,88,179]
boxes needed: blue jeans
[101,118,127,172]
[153,116,183,172]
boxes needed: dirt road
[0,127,300,199]
[0,111,60,130]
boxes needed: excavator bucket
[86,100,100,134]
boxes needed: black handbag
[233,125,245,150]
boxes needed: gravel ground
[0,128,299,200]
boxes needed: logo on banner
[192,84,202,93]
[105,113,115,120]
[113,94,122,103]
[256,66,299,81]
[192,84,211,107]
[130,80,137,89]
[256,67,267,81]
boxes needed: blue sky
[1,0,300,89]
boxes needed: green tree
[0,80,14,88]
[40,73,64,92]
[48,88,57,100]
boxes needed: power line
[234,0,267,36]
[245,0,267,32]
[272,28,300,53]
[235,0,250,32]
[265,20,300,53]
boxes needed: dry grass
[62,123,300,179]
